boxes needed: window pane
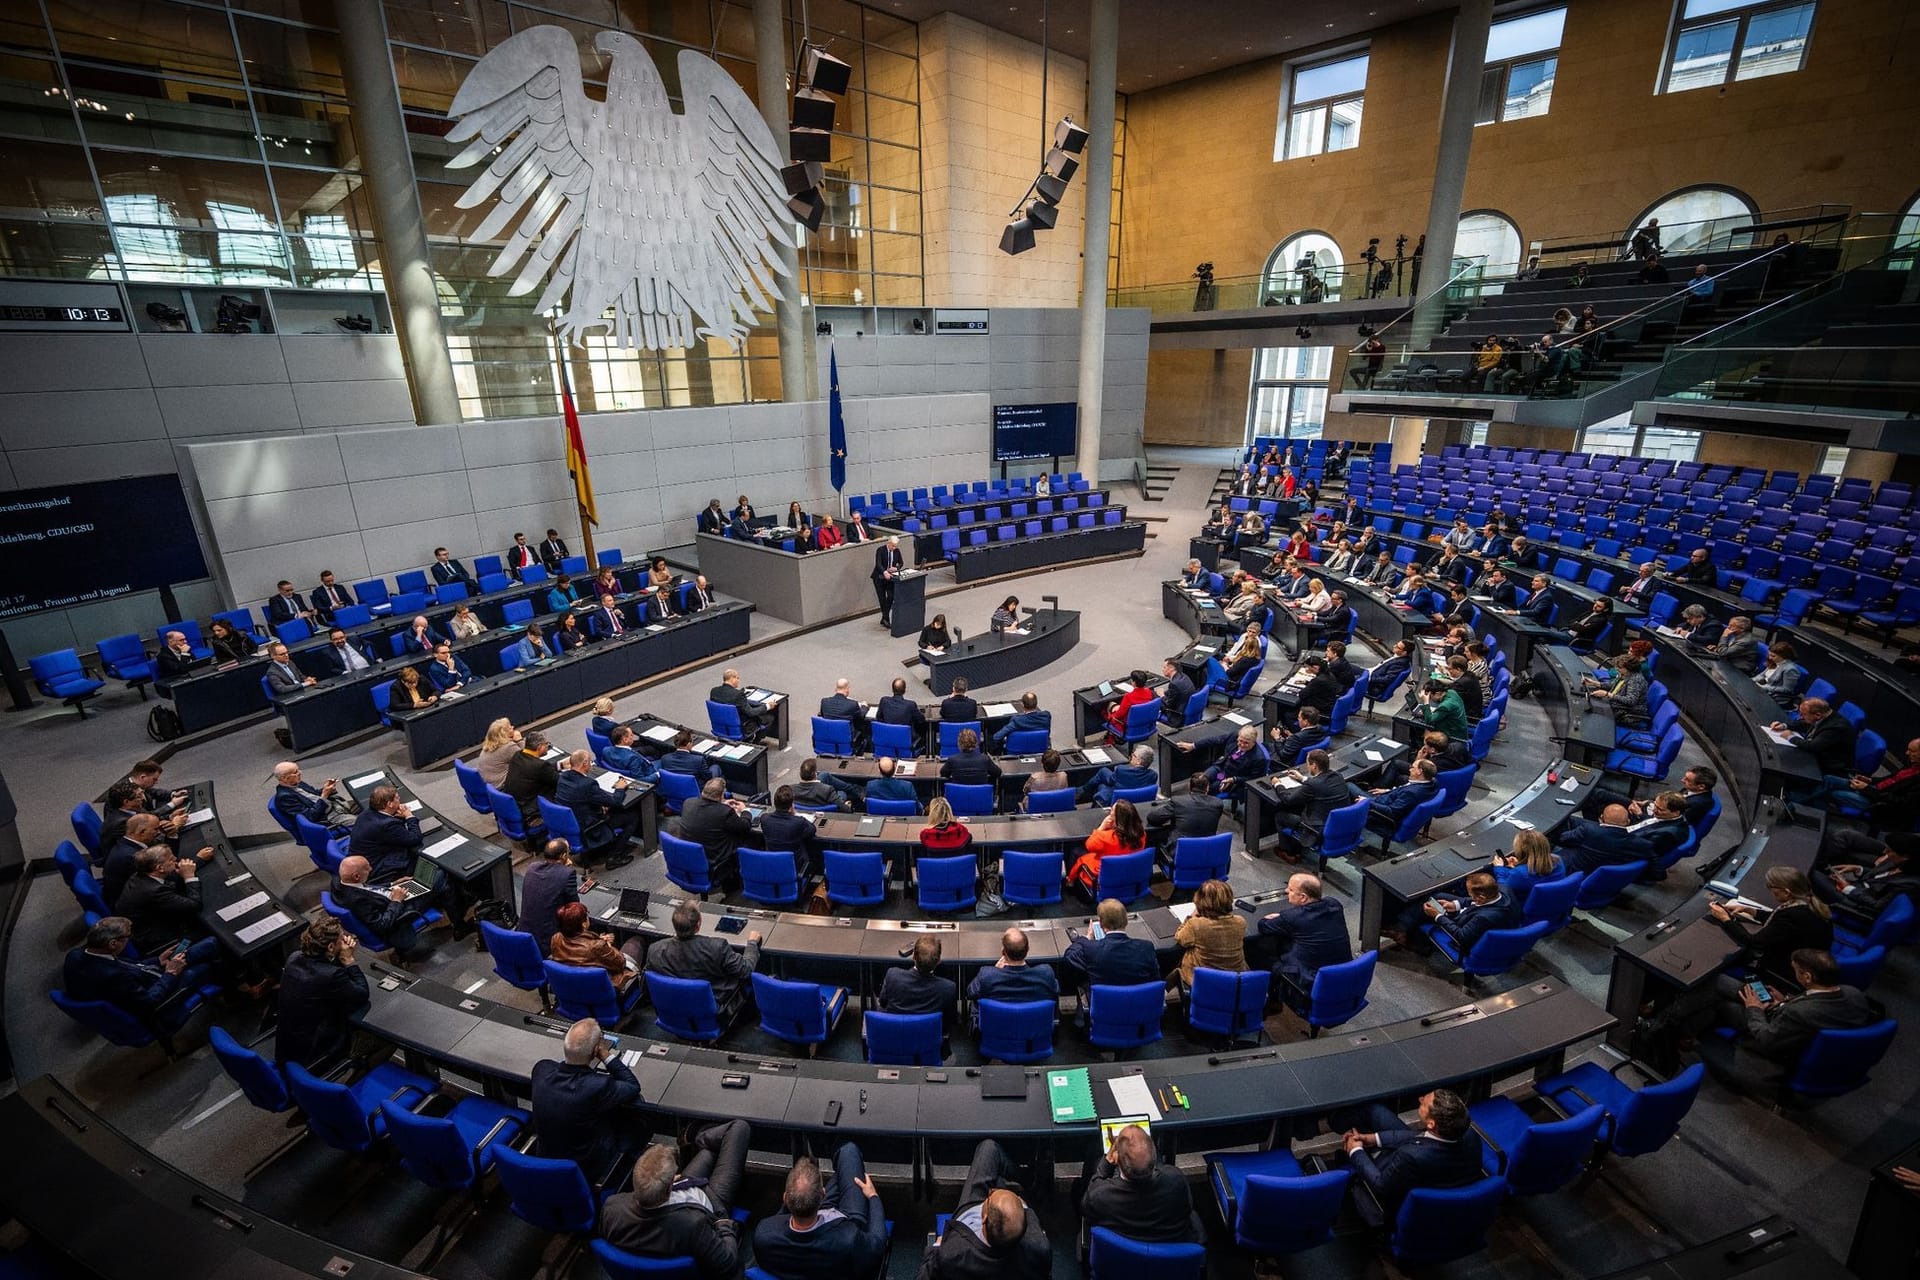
[1640,427,1702,461]
[1294,53,1368,103]
[1327,98,1363,151]
[1475,65,1504,125]
[1485,8,1566,61]
[1249,386,1289,435]
[1288,386,1327,436]
[1682,0,1753,17]
[1816,446,1848,477]
[1667,19,1738,92]
[1285,105,1326,159]
[1456,213,1523,277]
[1735,3,1813,80]
[1503,56,1556,119]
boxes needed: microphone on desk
[1041,594,1059,615]
[726,1053,798,1071]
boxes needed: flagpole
[552,321,598,568]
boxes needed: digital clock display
[1,304,125,323]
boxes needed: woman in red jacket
[1067,799,1146,893]
[1105,668,1159,740]
[915,795,972,889]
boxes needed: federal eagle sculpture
[447,26,792,351]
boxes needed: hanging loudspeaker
[1034,173,1069,206]
[999,219,1036,256]
[789,127,833,163]
[792,88,837,132]
[1026,200,1059,230]
[788,189,827,231]
[782,160,824,197]
[802,45,853,96]
[1053,118,1089,154]
[1044,148,1079,183]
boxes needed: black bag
[146,704,183,742]
[1508,672,1535,700]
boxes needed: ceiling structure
[872,0,1449,93]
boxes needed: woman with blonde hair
[590,697,619,738]
[1491,830,1562,900]
[1708,865,1832,981]
[1300,576,1334,613]
[388,664,436,709]
[1173,879,1247,988]
[475,717,522,786]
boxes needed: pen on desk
[1157,1088,1169,1111]
[1420,1006,1479,1027]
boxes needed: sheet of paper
[1364,749,1384,762]
[1190,644,1217,654]
[620,1049,642,1068]
[1560,775,1580,792]
[983,703,1017,718]
[223,872,252,887]
[439,689,463,699]
[1508,818,1534,830]
[236,911,293,944]
[1377,739,1404,750]
[641,724,679,743]
[1762,726,1795,745]
[597,772,624,794]
[1167,902,1196,923]
[183,807,215,827]
[719,744,754,760]
[1105,1074,1163,1123]
[349,771,386,788]
[424,833,468,859]
[1223,711,1251,725]
[1082,747,1115,765]
[646,624,666,633]
[692,739,720,754]
[216,890,271,921]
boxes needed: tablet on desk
[1100,1116,1152,1150]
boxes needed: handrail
[1529,203,1851,263]
[1677,230,1916,351]
[1345,258,1491,355]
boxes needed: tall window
[1579,416,1702,460]
[1247,346,1333,441]
[1261,231,1343,304]
[1663,0,1816,94]
[1456,211,1525,279]
[1478,8,1565,123]
[1277,53,1368,161]
[1816,446,1849,477]
[1631,187,1758,256]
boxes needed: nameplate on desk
[424,833,468,859]
[1364,750,1384,762]
[641,725,679,743]
[235,911,293,944]
[440,689,464,700]
[217,890,271,921]
[223,872,252,887]
[349,771,387,789]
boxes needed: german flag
[558,355,597,526]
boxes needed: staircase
[1141,460,1179,503]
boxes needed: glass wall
[1246,346,1333,442]
[0,0,925,420]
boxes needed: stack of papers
[236,911,293,944]
[983,702,1018,718]
[183,807,216,827]
[692,739,720,754]
[1082,746,1116,765]
[1223,711,1251,726]
[1167,902,1197,923]
[1106,1074,1164,1122]
[641,725,679,743]
[216,891,271,921]
[717,743,755,760]
[424,833,468,859]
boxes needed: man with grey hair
[1706,614,1758,668]
[554,747,639,865]
[63,915,211,1031]
[674,776,757,891]
[751,1142,887,1277]
[873,535,904,626]
[531,1017,646,1176]
[331,854,433,957]
[1074,1122,1201,1252]
[599,1119,752,1276]
[1078,743,1158,807]
[707,666,772,741]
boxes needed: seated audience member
[589,698,620,739]
[756,786,821,876]
[1067,800,1147,894]
[448,603,485,639]
[475,718,523,787]
[1556,803,1655,874]
[1365,758,1438,836]
[547,573,579,613]
[555,749,640,864]
[331,855,434,957]
[966,928,1059,1008]
[599,1121,753,1279]
[879,935,958,1019]
[1258,873,1352,1003]
[940,729,1002,787]
[1104,669,1160,740]
[789,757,851,811]
[1269,707,1328,768]
[503,732,561,833]
[1707,614,1759,667]
[520,839,584,958]
[940,676,980,725]
[642,584,678,624]
[1689,949,1880,1098]
[550,611,588,652]
[388,665,436,709]
[863,757,918,810]
[684,574,716,612]
[1708,866,1833,982]
[1062,899,1161,991]
[1519,574,1558,624]
[1292,656,1343,719]
[117,846,220,967]
[1080,744,1158,807]
[264,642,317,695]
[813,516,845,551]
[1770,697,1860,780]
[429,547,476,587]
[645,901,761,1018]
[1073,1123,1201,1252]
[818,677,870,752]
[1813,832,1920,925]
[63,915,212,1032]
[1754,640,1805,708]
[506,532,538,578]
[207,619,256,664]
[1331,1089,1486,1226]
[426,641,474,692]
[1397,870,1522,959]
[919,1139,1050,1280]
[274,917,370,1069]
[917,796,974,877]
[1159,656,1199,727]
[550,902,644,992]
[873,675,927,738]
[1198,725,1269,809]
[1265,751,1350,857]
[706,667,772,741]
[990,691,1051,751]
[1172,879,1247,989]
[539,528,570,572]
[101,815,168,909]
[514,622,552,666]
[1382,731,1471,789]
[272,760,351,832]
[1367,640,1413,699]
[752,1145,889,1280]
[1021,750,1070,810]
[1669,546,1717,587]
[399,615,445,656]
[1488,830,1564,903]
[265,580,318,629]
[1817,736,1920,829]
[1414,679,1470,740]
[317,626,376,678]
[1583,655,1648,727]
[675,777,756,891]
[593,593,631,638]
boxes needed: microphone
[1041,594,1059,615]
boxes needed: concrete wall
[182,392,991,612]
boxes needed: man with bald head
[331,855,433,957]
[920,1139,1049,1279]
[532,1017,646,1176]
[1556,802,1657,874]
[101,813,177,910]
[707,667,772,741]
[1073,1122,1201,1252]
[272,760,352,832]
[553,748,639,867]
[964,927,1058,1007]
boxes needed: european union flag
[828,343,847,494]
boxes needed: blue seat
[1786,1019,1898,1100]
[824,849,886,906]
[944,782,995,816]
[283,1060,434,1154]
[370,680,395,729]
[1095,849,1155,903]
[1387,1177,1505,1266]
[273,618,313,645]
[331,603,372,629]
[1086,1227,1204,1280]
[917,855,977,912]
[519,565,549,585]
[1467,1097,1606,1195]
[1521,872,1584,933]
[812,716,854,755]
[209,1025,293,1109]
[452,760,493,817]
[1430,918,1551,977]
[660,832,714,897]
[1004,728,1051,754]
[657,770,701,814]
[1431,764,1477,819]
[68,868,109,922]
[1834,894,1917,954]
[479,921,550,1000]
[52,840,90,888]
[381,1094,529,1191]
[1169,833,1231,890]
[1206,1148,1349,1259]
[865,1010,944,1066]
[1112,783,1159,807]
[295,814,347,875]
[1572,860,1647,911]
[870,721,913,757]
[494,1145,602,1235]
[647,973,728,1043]
[1114,697,1164,744]
[938,720,981,754]
[1294,950,1376,1034]
[487,784,541,846]
[1000,849,1064,906]
[395,569,430,595]
[1380,792,1447,853]
[1535,1061,1705,1157]
[29,649,104,716]
[69,803,102,857]
[739,848,802,906]
[1831,944,1887,989]
[321,889,442,952]
[977,998,1056,1063]
[433,581,469,604]
[1024,786,1075,813]
[497,642,524,672]
[751,973,849,1052]
[1187,967,1269,1045]
[353,581,390,611]
[1310,796,1370,867]
[94,634,154,699]
[51,989,169,1049]
[867,797,919,817]
[154,619,212,659]
[706,700,744,742]
[1087,981,1164,1051]
[503,599,535,626]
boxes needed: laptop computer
[607,888,650,928]
[391,855,443,900]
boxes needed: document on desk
[424,833,468,859]
[1561,776,1580,792]
[216,890,271,921]
[1191,644,1217,654]
[236,911,293,944]
[693,739,720,755]
[717,743,754,760]
[349,771,387,789]
[1223,711,1251,726]
[1507,818,1534,830]
[1274,774,1302,790]
[1377,739,1404,750]
[641,724,679,744]
[597,773,625,794]
[983,702,1017,718]
[1365,749,1384,762]
[1106,1074,1164,1123]
[1167,902,1197,923]
[1082,746,1116,765]
[1762,726,1796,746]
[183,807,216,827]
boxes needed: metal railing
[1527,203,1852,271]
[1111,255,1488,315]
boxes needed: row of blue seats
[901,508,1125,536]
[847,473,1092,516]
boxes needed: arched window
[1896,191,1920,265]
[1455,210,1523,279]
[1261,231,1343,304]
[1630,186,1758,256]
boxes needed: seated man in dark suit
[1061,899,1162,993]
[674,778,758,892]
[658,727,721,781]
[1072,1123,1201,1254]
[1269,750,1351,857]
[862,757,918,811]
[940,728,1003,787]
[1380,731,1470,789]
[696,499,728,535]
[600,726,660,781]
[1519,575,1558,625]
[790,757,851,811]
[101,813,165,909]
[538,528,570,572]
[1331,1089,1487,1227]
[1258,873,1352,1006]
[599,1120,752,1278]
[532,1017,647,1178]
[503,731,562,833]
[1144,773,1225,851]
[919,1139,1050,1280]
[308,570,356,623]
[505,531,538,579]
[1080,744,1160,808]
[347,784,424,883]
[265,580,318,630]
[819,677,870,752]
[1393,870,1522,960]
[1364,758,1439,837]
[154,630,209,688]
[331,855,434,957]
[1306,593,1357,651]
[641,585,679,626]
[1365,640,1412,700]
[554,749,639,867]
[645,901,760,1018]
[1770,697,1860,781]
[1556,802,1656,874]
[1627,791,1693,859]
[1478,566,1518,608]
[425,642,474,693]
[874,676,927,740]
[63,915,212,1033]
[1691,949,1882,1099]
[751,1145,889,1280]
[1158,657,1198,728]
[1269,706,1328,769]
[273,916,370,1069]
[1813,831,1920,926]
[1319,638,1358,692]
[965,928,1059,1014]
[117,846,221,971]
[272,760,351,831]
[263,642,317,695]
[989,691,1051,752]
[878,935,957,1019]
[938,677,980,726]
[314,627,376,678]
[429,547,475,587]
[755,786,821,877]
[519,838,583,958]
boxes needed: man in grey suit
[1693,949,1880,1098]
[264,642,316,695]
[645,901,761,1018]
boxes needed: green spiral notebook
[1046,1067,1096,1123]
